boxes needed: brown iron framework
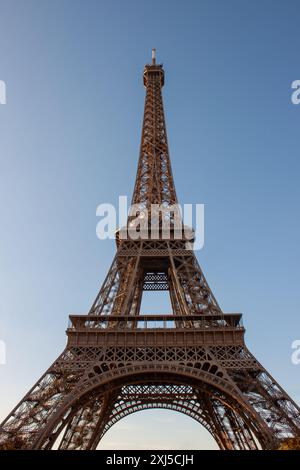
[0,50,299,450]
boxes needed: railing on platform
[67,313,243,331]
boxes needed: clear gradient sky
[0,0,299,449]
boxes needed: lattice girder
[2,338,296,450]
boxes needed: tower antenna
[152,48,156,65]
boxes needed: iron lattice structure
[1,51,299,450]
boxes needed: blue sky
[0,0,299,449]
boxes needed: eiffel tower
[1,50,299,451]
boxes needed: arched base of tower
[34,369,273,451]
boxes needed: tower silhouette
[1,51,299,450]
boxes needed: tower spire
[131,53,177,210]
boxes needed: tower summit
[133,49,171,211]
